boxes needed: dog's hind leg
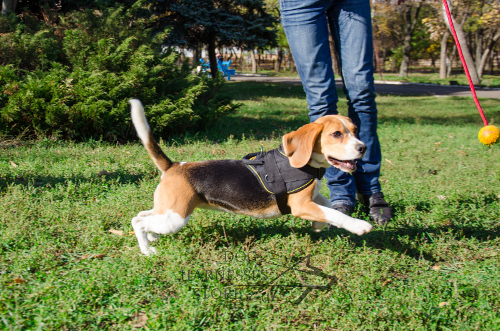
[135,210,160,243]
[138,209,154,217]
[147,232,160,242]
[132,210,191,256]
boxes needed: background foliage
[0,5,239,141]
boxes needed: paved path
[231,75,500,99]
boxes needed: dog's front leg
[316,204,372,235]
[311,194,330,233]
[290,185,372,235]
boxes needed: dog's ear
[283,123,323,168]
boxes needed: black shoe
[362,192,392,225]
[331,203,354,216]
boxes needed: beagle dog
[129,99,372,255]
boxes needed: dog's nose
[356,144,367,155]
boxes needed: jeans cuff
[357,189,382,196]
[331,200,355,208]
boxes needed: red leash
[442,0,488,126]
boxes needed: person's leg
[279,0,338,122]
[280,0,357,208]
[327,0,391,223]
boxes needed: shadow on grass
[201,221,500,264]
[203,114,309,142]
[189,193,499,264]
[222,82,308,101]
[0,169,151,192]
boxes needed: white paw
[138,210,153,217]
[344,219,373,236]
[311,221,328,233]
[142,246,158,256]
[147,232,159,242]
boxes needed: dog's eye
[332,131,342,138]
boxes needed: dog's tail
[130,99,173,173]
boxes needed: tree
[438,0,499,85]
[372,1,403,74]
[422,10,450,78]
[147,0,277,78]
[442,0,481,85]
[469,1,500,78]
[2,0,17,14]
[399,0,424,77]
[264,0,285,72]
[0,3,239,140]
[372,0,430,75]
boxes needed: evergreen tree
[0,5,239,140]
[146,0,277,77]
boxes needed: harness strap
[242,147,325,215]
[266,149,291,215]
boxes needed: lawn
[248,69,500,88]
[1,82,500,330]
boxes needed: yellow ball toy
[478,125,500,146]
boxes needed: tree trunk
[399,34,412,77]
[373,41,383,80]
[286,50,296,72]
[381,49,387,77]
[477,32,500,79]
[440,30,450,79]
[193,47,201,67]
[240,48,245,72]
[274,47,283,72]
[329,34,342,78]
[442,1,481,85]
[291,55,296,73]
[399,3,422,77]
[179,50,186,65]
[208,34,218,79]
[489,50,497,75]
[475,28,483,71]
[250,49,257,74]
[2,0,17,14]
[447,44,457,77]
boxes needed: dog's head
[282,115,366,172]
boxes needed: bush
[0,7,239,141]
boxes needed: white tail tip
[129,99,150,143]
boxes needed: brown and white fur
[129,99,372,255]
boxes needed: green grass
[245,69,500,88]
[377,72,500,88]
[1,82,500,330]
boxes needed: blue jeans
[280,0,382,207]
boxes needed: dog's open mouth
[328,157,357,172]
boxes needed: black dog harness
[242,146,326,215]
